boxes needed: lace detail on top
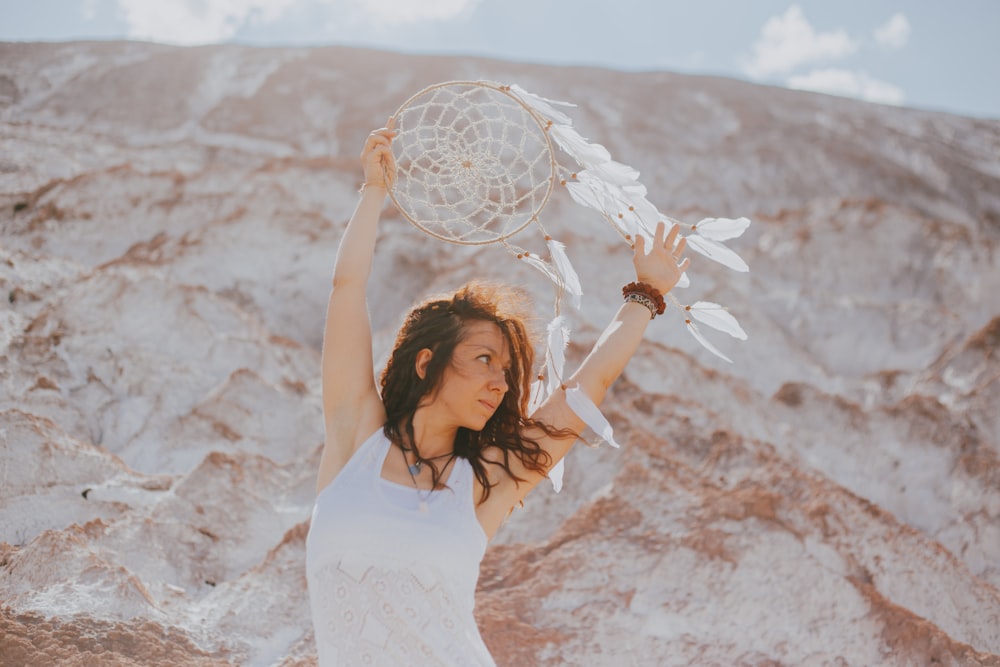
[310,555,494,666]
[306,430,494,667]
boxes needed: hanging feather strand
[508,84,575,125]
[545,316,570,396]
[693,216,752,241]
[685,319,734,363]
[685,234,750,272]
[546,238,583,309]
[565,385,621,448]
[519,252,570,294]
[687,301,748,340]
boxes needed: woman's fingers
[664,222,680,249]
[654,221,666,246]
[360,125,399,189]
[673,235,687,258]
[633,233,646,255]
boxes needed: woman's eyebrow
[469,343,510,362]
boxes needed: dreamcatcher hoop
[387,81,558,246]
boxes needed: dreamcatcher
[386,81,750,490]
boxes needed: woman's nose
[490,369,508,393]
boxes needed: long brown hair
[380,281,573,503]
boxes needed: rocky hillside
[1,40,999,666]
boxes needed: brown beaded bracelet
[622,281,666,319]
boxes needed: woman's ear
[415,348,433,380]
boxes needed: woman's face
[421,320,511,432]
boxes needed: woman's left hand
[632,221,690,295]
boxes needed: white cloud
[874,13,911,50]
[116,0,482,44]
[741,5,858,79]
[348,0,481,25]
[787,67,905,106]
[118,0,303,45]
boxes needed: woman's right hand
[360,119,397,191]
[632,221,690,296]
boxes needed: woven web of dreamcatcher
[387,81,556,246]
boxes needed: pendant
[419,500,429,514]
[408,462,421,476]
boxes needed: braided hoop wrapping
[388,81,557,245]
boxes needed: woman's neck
[407,408,457,459]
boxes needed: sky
[2,0,998,119]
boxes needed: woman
[305,123,690,666]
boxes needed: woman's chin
[464,416,492,433]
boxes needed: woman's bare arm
[478,222,689,529]
[315,126,396,494]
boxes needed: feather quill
[688,301,748,340]
[547,238,583,309]
[565,385,620,448]
[685,235,750,272]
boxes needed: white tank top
[306,429,495,667]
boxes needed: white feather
[571,172,643,239]
[548,459,565,493]
[520,252,567,293]
[694,216,751,241]
[685,319,733,363]
[566,179,632,238]
[509,84,575,125]
[545,316,569,395]
[547,238,583,309]
[618,190,660,242]
[584,160,640,186]
[549,124,612,168]
[688,301,748,340]
[622,182,648,198]
[564,385,620,448]
[685,235,750,272]
[564,181,624,223]
[564,181,605,212]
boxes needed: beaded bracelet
[622,281,666,319]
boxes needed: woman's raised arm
[315,125,396,493]
[479,222,689,526]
